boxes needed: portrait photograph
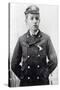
[8,2,58,87]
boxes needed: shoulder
[41,31,50,41]
[18,32,28,43]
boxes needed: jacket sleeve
[47,36,57,74]
[11,38,22,79]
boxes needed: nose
[33,18,37,24]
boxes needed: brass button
[28,66,30,69]
[27,35,29,38]
[27,55,30,58]
[37,76,39,79]
[37,65,40,68]
[28,77,30,80]
[38,54,40,57]
[39,35,40,37]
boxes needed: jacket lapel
[26,30,42,46]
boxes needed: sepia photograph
[8,3,58,87]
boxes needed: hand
[43,68,49,78]
[40,67,49,79]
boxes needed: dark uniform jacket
[11,30,57,86]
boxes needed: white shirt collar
[29,29,39,36]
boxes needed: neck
[29,29,39,36]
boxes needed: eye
[35,17,39,20]
[31,17,34,20]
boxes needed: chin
[34,28,38,31]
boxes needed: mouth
[33,25,38,28]
[33,24,37,26]
[33,25,38,29]
[33,28,38,32]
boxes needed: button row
[27,76,40,80]
[27,65,40,69]
[27,54,40,58]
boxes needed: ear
[25,18,28,28]
[25,18,27,24]
[38,17,40,23]
[39,19,40,23]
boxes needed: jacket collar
[26,29,42,46]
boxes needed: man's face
[26,13,40,34]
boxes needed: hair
[25,13,40,20]
[25,14,28,19]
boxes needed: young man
[11,5,57,86]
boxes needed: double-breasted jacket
[11,30,57,86]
